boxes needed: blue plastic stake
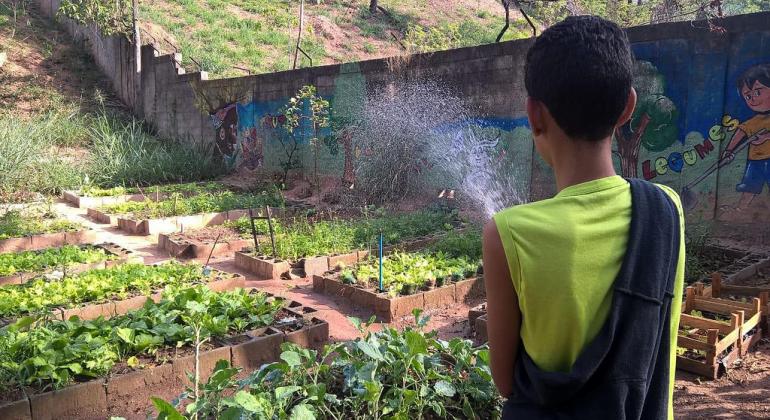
[379,232,384,292]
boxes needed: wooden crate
[677,285,764,379]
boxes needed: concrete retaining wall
[32,1,770,241]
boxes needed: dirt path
[45,199,770,417]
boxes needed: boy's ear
[616,88,637,127]
[526,97,545,137]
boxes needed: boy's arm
[482,221,521,398]
[721,129,747,162]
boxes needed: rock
[0,52,6,68]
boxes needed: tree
[614,61,679,177]
[280,85,330,191]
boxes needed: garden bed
[147,313,501,419]
[0,262,244,324]
[233,210,467,280]
[0,243,139,287]
[313,273,483,322]
[0,207,94,253]
[677,284,764,379]
[0,288,329,420]
[63,182,223,209]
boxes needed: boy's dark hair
[525,16,633,142]
[736,63,770,91]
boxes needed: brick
[328,252,358,269]
[285,319,329,350]
[301,256,329,277]
[455,278,485,303]
[30,379,107,420]
[422,285,455,311]
[172,345,231,387]
[312,275,325,292]
[0,398,30,420]
[390,293,425,321]
[231,331,284,370]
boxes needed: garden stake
[266,205,277,259]
[379,231,384,292]
[202,233,222,276]
[248,208,261,254]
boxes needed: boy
[482,16,685,419]
[721,63,770,210]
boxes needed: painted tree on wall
[614,60,679,177]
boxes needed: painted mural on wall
[620,36,770,224]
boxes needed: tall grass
[87,113,226,187]
[0,110,226,202]
[0,115,85,200]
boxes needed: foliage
[0,108,225,202]
[0,285,282,391]
[0,245,114,277]
[273,85,331,187]
[87,113,227,188]
[78,181,222,198]
[0,262,217,319]
[0,112,87,200]
[241,208,460,261]
[404,19,526,53]
[153,311,502,419]
[0,206,82,240]
[98,189,284,220]
[684,222,714,283]
[350,251,479,296]
[57,0,131,37]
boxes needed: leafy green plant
[98,190,284,220]
[0,285,282,391]
[0,207,82,240]
[353,251,479,296]
[57,0,131,37]
[0,262,219,319]
[0,245,114,277]
[153,311,502,419]
[78,181,223,198]
[240,209,461,261]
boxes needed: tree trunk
[615,113,651,178]
[369,0,378,14]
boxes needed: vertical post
[293,0,305,69]
[266,206,277,259]
[378,232,383,292]
[684,286,695,313]
[248,208,260,254]
[706,328,719,368]
[711,272,722,298]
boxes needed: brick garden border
[117,209,253,236]
[234,232,457,280]
[63,190,167,209]
[0,230,97,254]
[0,243,141,287]
[0,269,246,327]
[313,275,484,322]
[158,233,252,259]
[0,301,329,420]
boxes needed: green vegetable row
[0,285,283,391]
[98,190,284,220]
[78,181,223,197]
[0,262,215,319]
[0,245,115,277]
[0,208,82,240]
[234,209,463,261]
[338,230,482,296]
[152,313,501,419]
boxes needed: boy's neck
[551,135,618,193]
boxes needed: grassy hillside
[139,0,531,78]
[0,0,224,202]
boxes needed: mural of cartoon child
[721,63,770,210]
